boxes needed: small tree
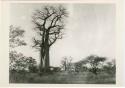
[27,57,38,73]
[9,25,27,71]
[9,51,24,71]
[85,55,106,75]
[61,57,68,71]
[10,52,37,72]
[61,56,73,71]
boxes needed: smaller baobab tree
[32,5,68,72]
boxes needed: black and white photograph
[9,3,116,84]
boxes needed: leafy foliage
[9,25,33,72]
[85,55,106,74]
[9,25,26,48]
[9,51,37,72]
[103,59,116,75]
[75,59,88,72]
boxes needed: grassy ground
[9,71,116,84]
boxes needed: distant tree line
[61,55,116,75]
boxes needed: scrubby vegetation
[9,55,116,84]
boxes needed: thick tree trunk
[39,47,45,72]
[39,45,50,72]
[45,46,50,72]
[42,31,50,72]
[39,28,46,72]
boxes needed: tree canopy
[9,25,26,48]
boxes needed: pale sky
[10,3,115,66]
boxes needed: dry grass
[9,71,115,84]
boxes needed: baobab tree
[32,5,68,72]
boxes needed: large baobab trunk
[40,31,50,72]
[40,46,50,72]
[39,44,50,72]
[44,31,50,72]
[45,46,50,71]
[39,47,45,72]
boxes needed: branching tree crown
[32,5,68,48]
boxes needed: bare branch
[49,34,58,46]
[49,31,60,35]
[32,38,41,47]
[32,5,68,48]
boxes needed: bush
[29,65,38,73]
